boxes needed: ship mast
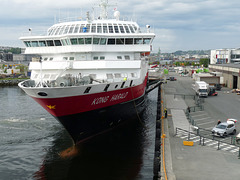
[99,0,108,19]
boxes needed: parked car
[169,76,177,81]
[211,121,236,137]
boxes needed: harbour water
[0,86,157,180]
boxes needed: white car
[212,121,236,137]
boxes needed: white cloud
[1,0,240,52]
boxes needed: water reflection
[34,118,148,180]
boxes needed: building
[209,64,240,89]
[210,48,240,64]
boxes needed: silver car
[212,122,236,137]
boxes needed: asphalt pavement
[162,76,240,180]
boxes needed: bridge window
[47,40,54,46]
[70,38,78,45]
[59,26,66,35]
[54,40,62,46]
[107,38,115,45]
[85,38,92,44]
[69,57,74,60]
[24,41,31,47]
[134,38,143,44]
[125,38,133,44]
[93,56,98,60]
[100,56,105,60]
[117,56,122,59]
[143,38,151,44]
[93,38,100,44]
[78,38,85,44]
[32,41,39,47]
[100,38,107,45]
[116,38,124,45]
[39,41,47,47]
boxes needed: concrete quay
[162,89,240,180]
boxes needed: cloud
[1,0,240,52]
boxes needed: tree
[199,58,210,68]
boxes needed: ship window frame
[114,24,119,33]
[63,57,68,60]
[70,38,78,45]
[143,38,151,44]
[58,25,66,35]
[124,25,130,33]
[74,24,80,33]
[39,41,47,47]
[116,38,124,45]
[97,24,102,33]
[24,41,31,47]
[54,27,61,35]
[63,25,70,34]
[79,24,85,33]
[54,40,62,46]
[103,24,108,33]
[46,40,54,46]
[125,38,133,45]
[134,38,143,44]
[78,38,85,44]
[31,41,39,47]
[106,73,113,79]
[114,73,121,78]
[68,25,75,34]
[117,56,122,60]
[85,38,92,44]
[93,38,100,45]
[119,25,125,33]
[43,57,48,61]
[49,57,53,61]
[129,25,135,33]
[91,24,96,33]
[100,56,105,60]
[69,57,75,60]
[124,55,130,60]
[108,24,113,33]
[107,38,115,45]
[93,56,98,60]
[100,38,107,45]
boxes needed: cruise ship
[18,0,155,144]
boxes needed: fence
[176,127,240,157]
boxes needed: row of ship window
[34,73,137,80]
[24,37,152,47]
[47,23,139,36]
[42,55,130,61]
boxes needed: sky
[1,0,240,53]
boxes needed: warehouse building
[209,64,240,89]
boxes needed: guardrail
[176,127,240,157]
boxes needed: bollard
[238,147,240,159]
[217,141,220,150]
